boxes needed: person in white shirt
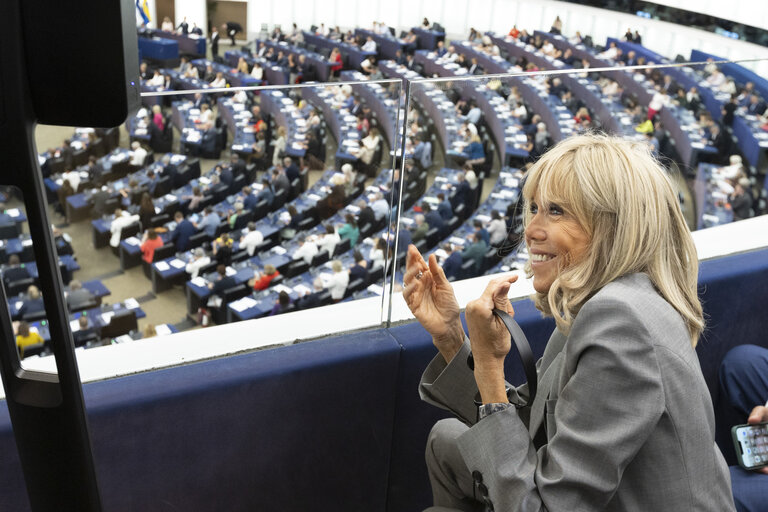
[199,103,214,128]
[130,141,148,167]
[368,237,387,270]
[318,224,340,257]
[185,247,211,279]
[487,210,507,246]
[360,57,375,75]
[109,208,140,247]
[328,260,349,302]
[597,42,619,61]
[707,69,726,88]
[358,128,381,165]
[371,192,390,222]
[240,222,264,256]
[293,235,319,264]
[250,62,264,80]
[210,72,227,89]
[361,36,377,53]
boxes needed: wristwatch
[478,402,514,420]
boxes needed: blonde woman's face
[525,191,590,294]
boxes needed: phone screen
[732,423,768,470]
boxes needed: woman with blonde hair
[404,134,734,511]
[328,260,349,302]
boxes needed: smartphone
[732,423,768,470]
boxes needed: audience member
[16,321,43,357]
[186,247,211,279]
[140,229,164,264]
[240,222,264,256]
[170,211,198,252]
[252,264,280,291]
[328,260,349,302]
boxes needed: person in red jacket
[140,228,163,263]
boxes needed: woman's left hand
[465,275,519,403]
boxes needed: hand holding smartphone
[732,423,768,470]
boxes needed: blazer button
[471,470,483,483]
[477,482,488,497]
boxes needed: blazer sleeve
[420,340,529,426]
[456,297,665,511]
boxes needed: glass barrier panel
[389,35,768,322]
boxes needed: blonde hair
[522,134,703,346]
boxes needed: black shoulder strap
[492,308,537,405]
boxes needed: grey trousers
[424,418,486,512]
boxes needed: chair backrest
[272,188,287,210]
[152,243,177,262]
[22,310,48,323]
[21,342,46,358]
[150,213,170,229]
[5,277,37,297]
[100,309,138,339]
[121,222,141,240]
[367,265,384,285]
[333,237,351,257]
[285,259,310,279]
[311,250,330,267]
[0,223,20,239]
[188,231,211,250]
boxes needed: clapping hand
[465,275,519,404]
[403,245,464,363]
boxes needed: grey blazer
[420,273,735,511]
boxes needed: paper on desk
[230,297,257,312]
[273,284,292,294]
[124,297,140,309]
[14,301,23,310]
[170,259,186,269]
[101,311,115,325]
[225,266,236,276]
[155,324,172,336]
[367,284,384,295]
[191,277,207,287]
[125,237,140,246]
[155,261,170,271]
[70,319,81,332]
[272,246,287,255]
[22,238,33,247]
[449,237,466,246]
[6,208,20,217]
[292,284,311,296]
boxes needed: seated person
[16,321,43,358]
[293,235,319,265]
[212,233,233,266]
[240,222,264,257]
[65,280,95,311]
[252,264,280,291]
[328,260,349,303]
[348,251,368,285]
[185,248,211,279]
[269,291,293,316]
[207,264,236,298]
[296,277,326,310]
[140,228,164,264]
[440,243,463,281]
[3,254,30,286]
[719,344,768,512]
[73,316,97,346]
[170,211,198,252]
[110,208,140,248]
[18,285,45,320]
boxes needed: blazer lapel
[528,329,567,440]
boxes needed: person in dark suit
[170,211,198,252]
[422,202,445,237]
[283,157,300,185]
[437,193,453,221]
[208,264,236,296]
[348,251,368,285]
[747,94,767,116]
[3,255,30,286]
[85,156,103,183]
[162,155,181,188]
[217,164,234,188]
[450,173,471,211]
[210,26,220,58]
[18,285,45,320]
[242,186,259,211]
[72,316,97,347]
[230,153,246,177]
[297,277,326,310]
[460,232,487,277]
[356,199,376,231]
[441,243,462,281]
[177,17,189,35]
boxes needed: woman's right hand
[403,245,465,363]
